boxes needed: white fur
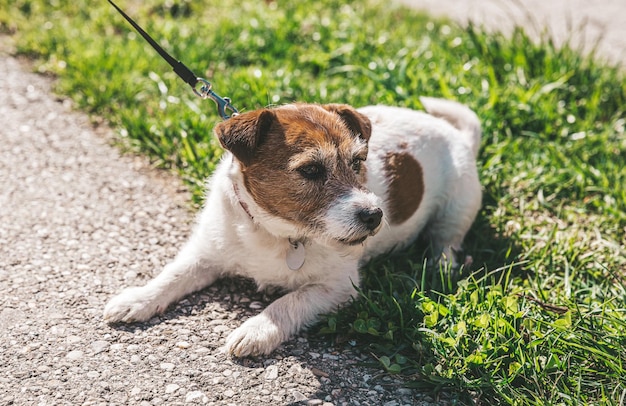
[103,98,482,357]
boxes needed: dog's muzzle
[325,189,384,246]
[337,207,383,246]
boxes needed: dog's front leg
[225,280,356,357]
[103,240,220,323]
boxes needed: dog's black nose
[358,208,383,230]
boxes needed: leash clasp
[107,0,239,121]
[193,78,239,120]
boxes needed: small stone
[310,368,329,378]
[176,341,190,349]
[165,384,180,394]
[213,325,229,333]
[288,363,303,376]
[223,389,235,398]
[66,335,82,344]
[291,390,307,402]
[160,363,175,371]
[66,350,83,360]
[91,340,110,354]
[185,390,208,403]
[265,365,279,380]
[48,312,66,320]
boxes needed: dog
[103,97,482,357]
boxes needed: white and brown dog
[103,97,482,357]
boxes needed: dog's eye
[298,164,325,180]
[351,158,363,174]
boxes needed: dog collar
[232,182,255,221]
[232,182,305,271]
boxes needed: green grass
[3,0,625,403]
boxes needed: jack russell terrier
[104,97,482,357]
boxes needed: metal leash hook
[193,79,239,120]
[107,0,239,120]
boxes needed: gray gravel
[0,53,443,405]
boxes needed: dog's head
[214,103,383,246]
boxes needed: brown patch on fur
[215,104,372,231]
[384,152,424,225]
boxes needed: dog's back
[359,99,482,264]
[419,96,481,158]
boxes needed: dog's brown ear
[214,109,275,166]
[322,104,372,142]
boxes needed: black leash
[107,0,239,120]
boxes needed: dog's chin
[339,235,369,246]
[337,227,381,246]
[314,224,381,249]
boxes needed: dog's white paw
[224,313,284,357]
[103,286,165,323]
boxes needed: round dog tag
[286,241,305,271]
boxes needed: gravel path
[2,1,624,405]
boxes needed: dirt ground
[1,1,624,405]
